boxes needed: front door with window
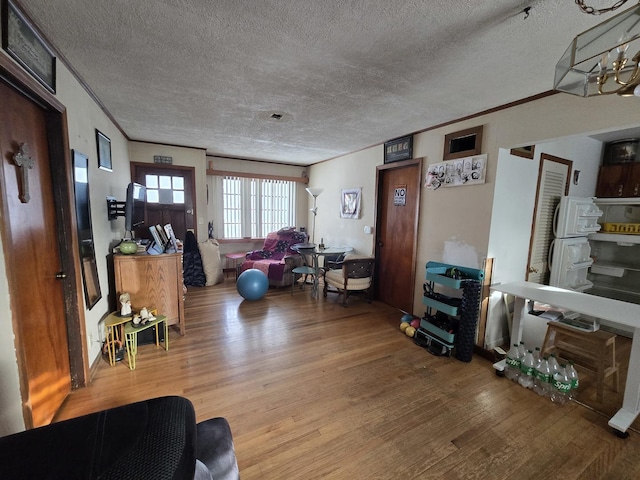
[132,163,196,242]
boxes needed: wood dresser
[114,252,185,334]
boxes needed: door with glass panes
[131,163,196,242]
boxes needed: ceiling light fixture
[554,1,640,97]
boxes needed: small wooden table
[491,281,640,436]
[104,312,133,366]
[123,315,168,370]
[224,252,246,280]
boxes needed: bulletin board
[425,154,487,190]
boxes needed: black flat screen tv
[124,182,146,233]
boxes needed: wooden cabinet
[114,253,185,334]
[596,164,640,198]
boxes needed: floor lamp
[305,187,323,245]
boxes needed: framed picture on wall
[2,0,56,93]
[384,135,413,164]
[340,188,361,219]
[96,129,112,171]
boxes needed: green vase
[119,240,138,255]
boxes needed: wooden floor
[57,279,640,480]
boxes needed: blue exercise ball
[237,269,269,300]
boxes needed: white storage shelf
[590,232,640,245]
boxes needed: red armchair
[240,228,307,287]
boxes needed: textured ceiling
[17,1,611,165]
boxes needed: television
[124,182,147,233]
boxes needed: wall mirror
[73,149,102,309]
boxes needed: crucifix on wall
[13,143,35,203]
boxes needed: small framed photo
[384,135,413,164]
[96,129,112,171]
[2,0,56,93]
[340,188,362,219]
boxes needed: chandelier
[554,1,640,97]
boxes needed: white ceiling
[16,1,626,165]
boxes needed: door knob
[528,267,538,273]
[55,272,67,279]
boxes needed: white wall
[57,65,132,361]
[485,135,604,348]
[306,147,381,256]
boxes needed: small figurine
[132,314,141,325]
[138,307,156,325]
[119,293,132,316]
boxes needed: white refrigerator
[548,196,603,292]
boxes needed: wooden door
[623,164,640,197]
[596,164,628,198]
[375,159,422,313]
[132,163,196,242]
[0,81,71,427]
[525,153,571,284]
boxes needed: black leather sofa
[0,396,239,480]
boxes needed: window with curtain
[221,175,296,238]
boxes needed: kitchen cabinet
[595,164,640,198]
[114,252,185,334]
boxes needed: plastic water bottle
[550,365,572,405]
[518,341,526,359]
[547,354,560,377]
[518,350,535,389]
[504,344,521,382]
[533,347,541,364]
[533,356,552,396]
[566,361,580,400]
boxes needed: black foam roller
[455,280,481,362]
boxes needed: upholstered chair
[323,256,375,306]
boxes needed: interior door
[0,81,71,427]
[375,159,422,313]
[132,163,196,242]
[526,153,571,284]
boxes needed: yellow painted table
[104,312,133,366]
[123,315,168,370]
